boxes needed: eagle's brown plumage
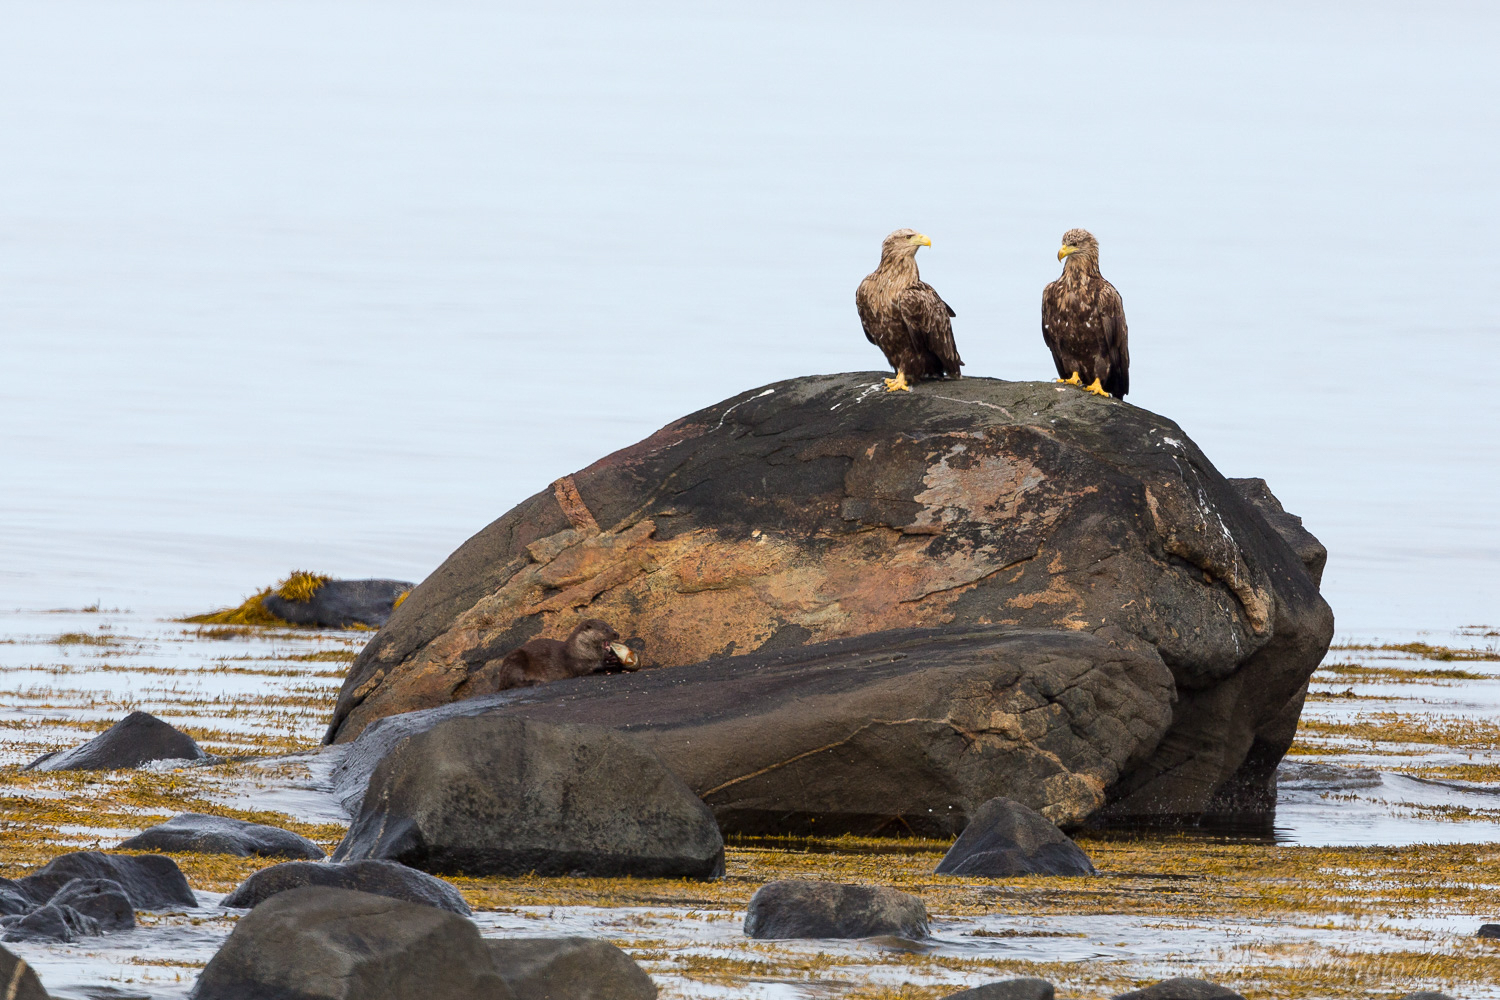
[1042,228,1129,399]
[856,228,962,392]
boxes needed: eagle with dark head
[856,228,962,392]
[1042,228,1129,399]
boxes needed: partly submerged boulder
[264,578,414,629]
[1113,979,1247,1000]
[943,979,1056,1000]
[744,880,928,940]
[485,937,657,1000]
[331,627,1171,834]
[221,859,470,915]
[935,797,1095,877]
[0,902,100,943]
[26,711,205,772]
[327,374,1333,823]
[117,812,324,860]
[194,887,513,1000]
[11,852,196,910]
[332,717,725,879]
[47,877,135,932]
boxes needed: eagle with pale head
[855,229,962,392]
[1041,228,1129,399]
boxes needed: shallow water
[0,2,1496,631]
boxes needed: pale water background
[1,2,1497,631]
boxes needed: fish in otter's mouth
[608,641,639,670]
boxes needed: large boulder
[10,851,196,910]
[935,797,1095,877]
[264,578,414,629]
[193,887,514,1000]
[221,859,470,915]
[117,812,325,859]
[485,937,657,1000]
[332,717,725,879]
[744,880,928,940]
[326,374,1333,823]
[26,711,205,771]
[331,627,1171,834]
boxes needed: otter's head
[568,618,638,670]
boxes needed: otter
[495,618,638,689]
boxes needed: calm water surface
[1,2,1496,630]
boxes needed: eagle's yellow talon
[1056,372,1083,386]
[1084,378,1110,397]
[884,373,912,392]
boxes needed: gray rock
[744,880,928,940]
[221,859,470,915]
[1397,993,1457,1000]
[0,880,31,916]
[943,979,1055,1000]
[12,851,196,910]
[936,798,1094,877]
[328,374,1333,833]
[332,717,725,880]
[485,936,657,1000]
[117,812,325,859]
[192,886,515,1000]
[0,944,49,1000]
[1479,922,1500,938]
[2,902,100,942]
[48,877,135,931]
[330,628,1174,837]
[26,711,205,772]
[1228,478,1328,586]
[1113,979,1246,1000]
[264,578,414,629]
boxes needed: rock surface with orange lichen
[324,373,1333,824]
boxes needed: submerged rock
[1113,979,1247,1000]
[333,716,725,879]
[193,886,514,1000]
[48,877,135,931]
[26,711,205,772]
[327,374,1333,826]
[744,880,928,940]
[117,812,325,860]
[264,578,414,629]
[221,859,470,915]
[485,936,657,1000]
[332,626,1170,836]
[0,945,48,1000]
[1,902,100,942]
[943,979,1056,1000]
[935,797,1095,877]
[12,851,196,910]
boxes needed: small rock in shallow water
[263,578,414,628]
[332,717,725,880]
[221,859,470,915]
[48,878,134,932]
[25,711,205,772]
[485,936,657,1000]
[935,798,1094,877]
[0,944,49,999]
[1112,979,1246,1000]
[1396,993,1457,1000]
[117,812,325,859]
[744,880,928,940]
[2,902,100,942]
[942,979,1055,1000]
[13,851,196,910]
[194,887,514,1000]
[1479,923,1500,938]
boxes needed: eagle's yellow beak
[1058,245,1078,261]
[910,233,932,247]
